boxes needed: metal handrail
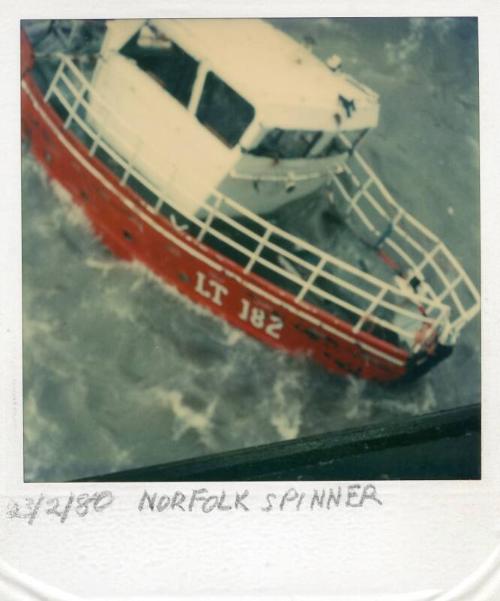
[43,54,477,349]
[330,133,480,337]
[209,192,445,324]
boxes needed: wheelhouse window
[120,25,199,108]
[196,71,255,148]
[247,129,322,160]
[317,134,351,157]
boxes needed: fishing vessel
[20,19,480,383]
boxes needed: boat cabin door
[88,21,256,216]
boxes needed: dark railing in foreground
[76,403,480,482]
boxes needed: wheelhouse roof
[104,18,380,133]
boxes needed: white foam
[151,387,218,448]
[269,364,303,439]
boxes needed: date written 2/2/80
[194,271,284,339]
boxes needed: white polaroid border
[1,0,499,599]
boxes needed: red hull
[21,63,411,382]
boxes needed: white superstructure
[88,19,380,217]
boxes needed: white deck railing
[330,133,480,337]
[43,54,480,351]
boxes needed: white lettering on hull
[238,298,284,339]
[194,271,228,306]
[195,271,284,340]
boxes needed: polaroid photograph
[20,14,481,483]
[1,1,499,599]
